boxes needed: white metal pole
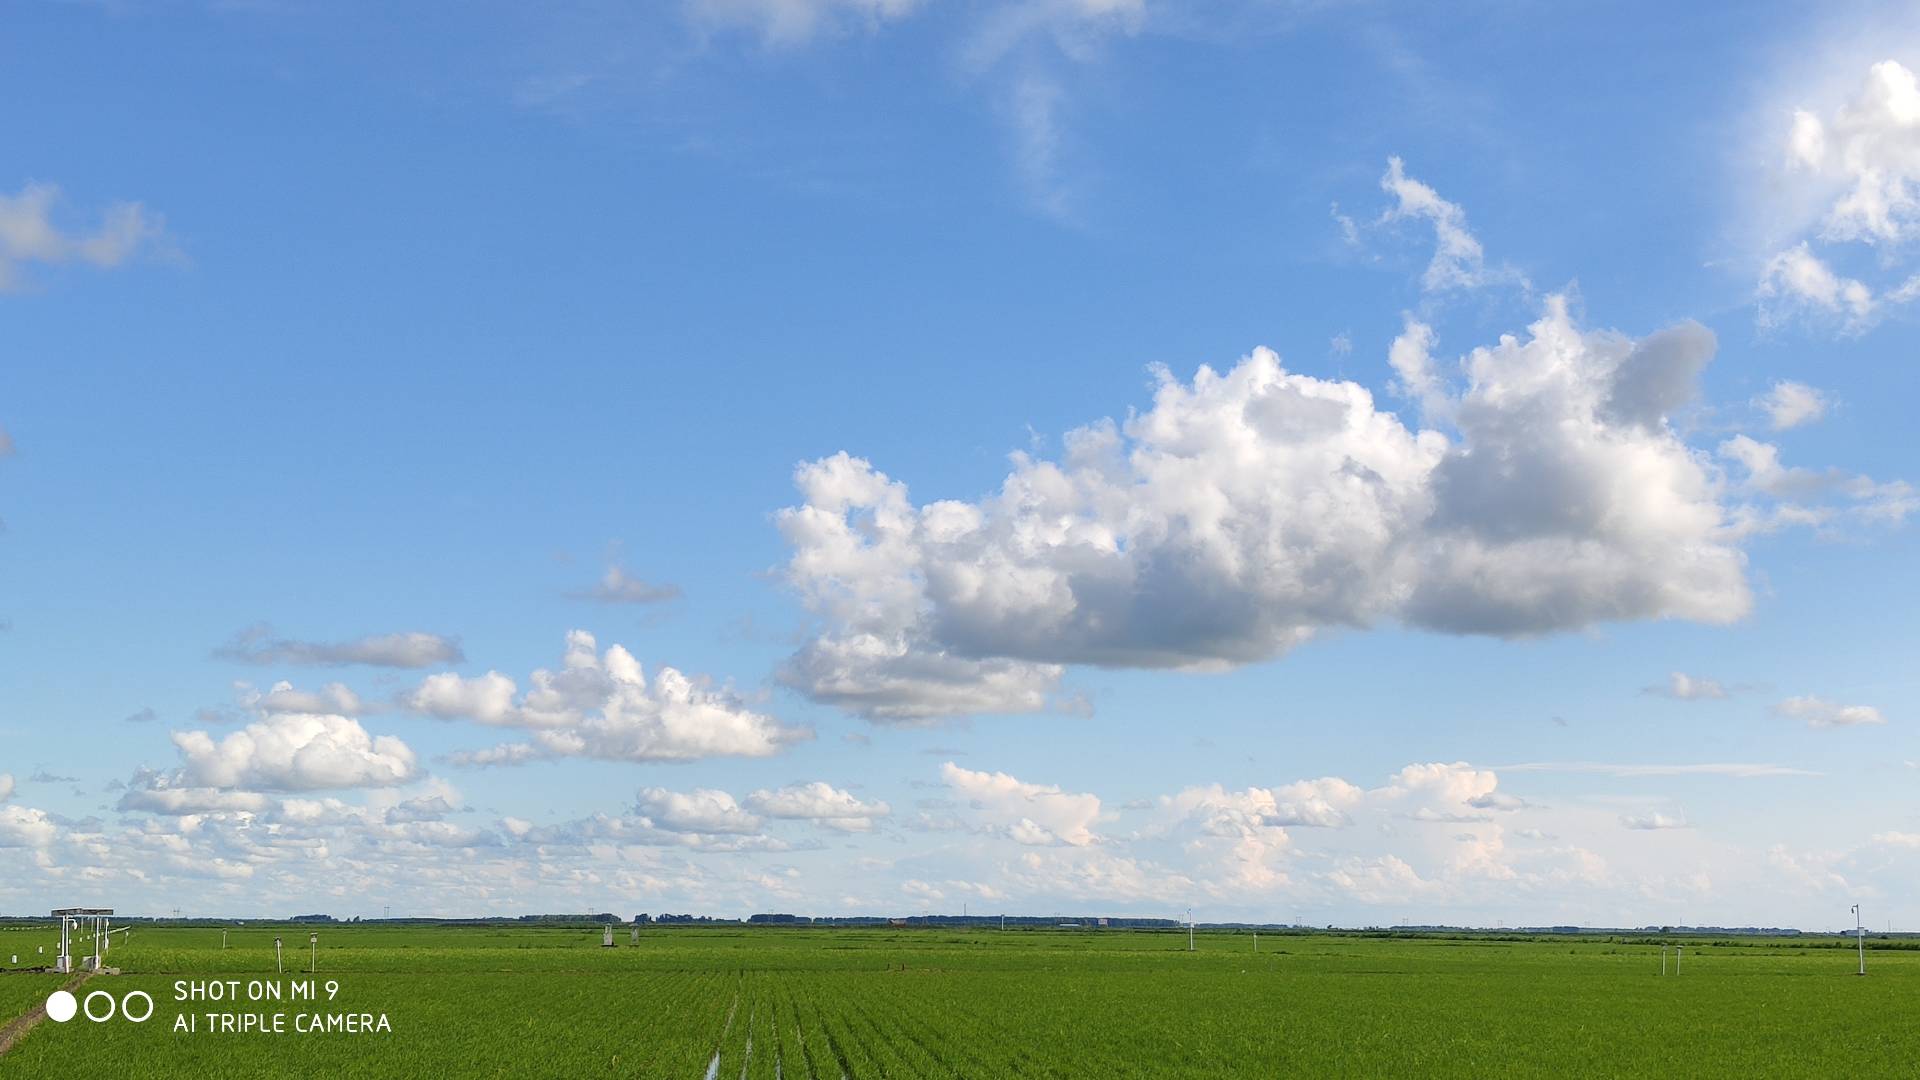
[1660,946,1666,976]
[1854,904,1865,975]
[1187,908,1194,953]
[274,937,282,975]
[310,933,317,974]
[1676,945,1682,974]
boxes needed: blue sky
[1,0,1916,928]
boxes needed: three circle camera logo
[44,988,155,1025]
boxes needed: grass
[0,925,1912,1077]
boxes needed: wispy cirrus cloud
[214,624,464,668]
[1496,762,1819,778]
[566,564,682,605]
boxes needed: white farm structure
[51,907,114,974]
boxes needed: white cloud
[1646,671,1728,700]
[0,804,56,847]
[636,787,764,835]
[676,0,1147,219]
[215,625,464,668]
[1789,60,1920,244]
[1756,381,1830,430]
[745,782,891,831]
[1758,244,1876,330]
[1387,315,1447,416]
[385,793,460,824]
[689,0,921,45]
[408,631,809,764]
[0,773,11,801]
[1384,762,1507,819]
[1759,60,1920,333]
[13,748,1917,926]
[941,762,1101,846]
[169,713,421,792]
[1776,695,1886,728]
[1325,854,1434,905]
[247,681,365,716]
[780,631,1061,723]
[1377,158,1522,292]
[780,297,1815,718]
[118,782,272,816]
[0,181,167,290]
[1621,812,1689,831]
[408,670,518,724]
[1161,778,1364,833]
[568,565,681,605]
[1498,762,1817,778]
[1719,434,1914,530]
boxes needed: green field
[0,925,1913,1077]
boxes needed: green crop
[0,926,1913,1077]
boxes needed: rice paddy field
[0,924,1914,1077]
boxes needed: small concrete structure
[52,908,113,974]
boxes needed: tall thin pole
[1187,908,1194,952]
[1853,904,1865,975]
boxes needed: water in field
[0,925,1914,1077]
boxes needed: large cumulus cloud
[776,298,1812,720]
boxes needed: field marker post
[310,932,318,974]
[221,929,227,950]
[1660,947,1666,976]
[274,937,283,975]
[1852,904,1865,975]
[1187,908,1194,953]
[1676,946,1682,974]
